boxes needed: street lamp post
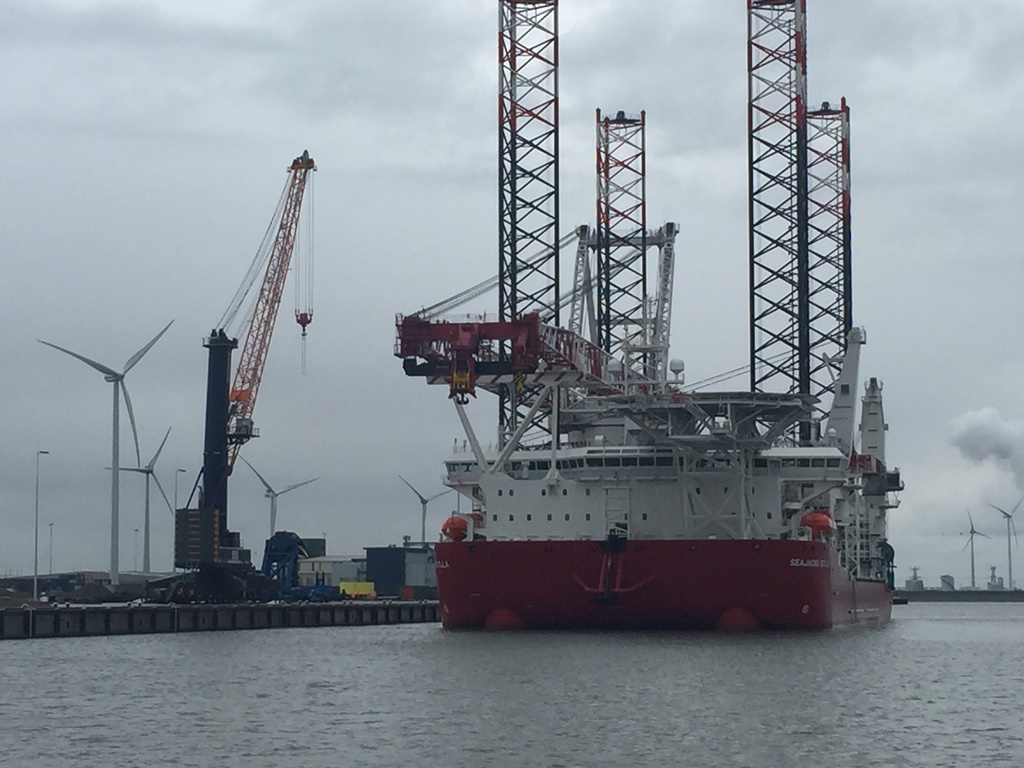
[48,522,54,575]
[174,468,187,511]
[133,528,139,571]
[34,450,50,601]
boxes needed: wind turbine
[120,427,174,573]
[241,457,318,538]
[988,496,1022,590]
[962,510,990,589]
[399,475,451,546]
[39,320,173,587]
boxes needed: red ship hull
[435,539,891,631]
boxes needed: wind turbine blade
[115,467,148,474]
[962,537,971,552]
[240,456,275,494]
[148,426,172,470]
[151,472,174,516]
[427,488,452,503]
[38,340,118,378]
[120,381,142,467]
[988,503,1009,517]
[1011,495,1024,518]
[978,532,991,539]
[398,474,428,505]
[279,477,318,495]
[968,509,975,530]
[123,320,174,374]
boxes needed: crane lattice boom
[228,149,316,466]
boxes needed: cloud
[1,0,1023,582]
[950,408,1024,491]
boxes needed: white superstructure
[443,328,902,584]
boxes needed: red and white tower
[596,109,648,378]
[806,98,852,418]
[498,0,560,444]
[747,0,810,399]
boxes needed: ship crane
[399,221,677,405]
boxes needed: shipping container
[339,581,376,598]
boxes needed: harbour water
[1,603,1021,767]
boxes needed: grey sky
[2,0,1022,587]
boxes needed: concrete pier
[0,601,440,640]
[893,589,1024,603]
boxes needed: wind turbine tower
[40,321,173,587]
[120,427,174,573]
[399,475,451,546]
[963,510,989,589]
[988,497,1022,590]
[241,457,318,539]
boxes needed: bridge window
[812,458,825,468]
[587,458,602,468]
[639,457,654,467]
[797,459,810,468]
[606,458,621,467]
[655,457,673,467]
[622,457,638,467]
[827,458,841,468]
[754,458,767,468]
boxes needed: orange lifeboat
[441,515,469,542]
[800,509,837,541]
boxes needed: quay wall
[894,589,1024,603]
[0,601,440,640]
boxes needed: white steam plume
[950,407,1024,491]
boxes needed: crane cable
[218,180,290,336]
[295,172,315,374]
[685,350,792,391]
[416,231,579,319]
